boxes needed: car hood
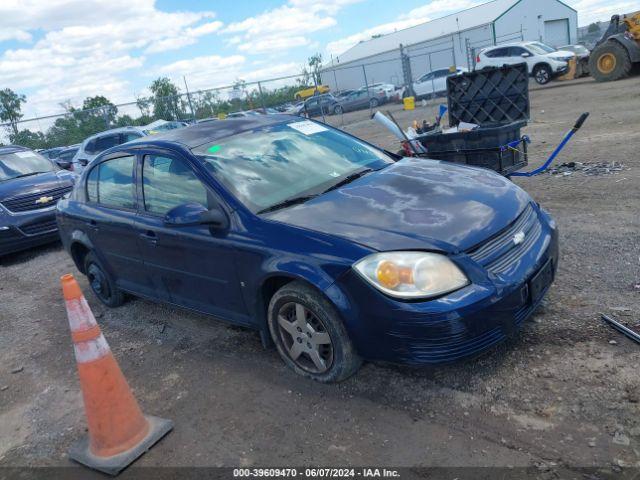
[0,170,74,202]
[265,158,531,252]
[547,50,574,60]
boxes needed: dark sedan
[56,116,558,382]
[0,145,75,256]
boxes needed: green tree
[0,88,27,137]
[149,77,183,120]
[82,95,118,124]
[10,129,47,150]
[588,22,600,33]
[308,53,323,85]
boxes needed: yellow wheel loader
[589,11,640,82]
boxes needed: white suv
[476,41,573,84]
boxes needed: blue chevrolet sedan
[56,115,558,382]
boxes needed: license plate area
[529,259,554,303]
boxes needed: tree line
[0,54,324,150]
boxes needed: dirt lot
[1,76,639,477]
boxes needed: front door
[134,152,248,323]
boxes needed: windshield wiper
[257,194,318,214]
[322,168,373,193]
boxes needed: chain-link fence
[1,28,527,149]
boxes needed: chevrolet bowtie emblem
[513,231,525,245]
[35,195,54,205]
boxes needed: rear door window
[142,155,208,215]
[121,132,143,143]
[86,156,136,209]
[486,47,508,58]
[94,134,121,153]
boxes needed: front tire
[84,252,125,307]
[533,64,552,85]
[333,105,343,115]
[589,41,632,82]
[268,281,362,382]
[369,98,379,108]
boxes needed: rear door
[82,154,150,295]
[134,151,248,323]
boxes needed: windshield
[0,150,56,182]
[192,120,393,213]
[528,42,556,54]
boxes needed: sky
[0,0,636,123]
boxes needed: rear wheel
[589,41,632,82]
[268,281,362,382]
[533,64,552,85]
[369,98,379,108]
[84,252,125,307]
[333,104,343,115]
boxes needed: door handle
[139,230,158,245]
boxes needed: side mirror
[78,158,89,166]
[521,52,531,58]
[164,203,229,230]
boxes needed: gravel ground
[1,76,639,477]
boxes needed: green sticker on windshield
[208,145,221,154]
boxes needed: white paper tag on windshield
[288,120,328,135]
[14,151,37,158]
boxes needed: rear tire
[589,41,632,82]
[333,105,343,115]
[84,252,125,308]
[268,281,362,383]
[533,64,552,85]
[369,98,379,108]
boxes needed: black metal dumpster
[415,63,530,176]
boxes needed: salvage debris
[601,313,640,344]
[549,161,625,176]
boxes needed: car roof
[126,114,300,149]
[82,126,145,143]
[0,145,30,154]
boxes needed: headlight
[353,252,469,299]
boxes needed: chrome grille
[467,204,541,275]
[1,186,72,213]
[20,219,58,235]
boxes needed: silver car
[71,126,147,172]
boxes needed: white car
[71,126,147,172]
[358,83,401,101]
[476,41,573,84]
[411,67,468,99]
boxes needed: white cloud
[0,0,223,119]
[326,0,479,57]
[222,0,363,53]
[154,53,301,93]
[565,0,639,25]
[0,28,32,43]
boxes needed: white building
[321,0,578,91]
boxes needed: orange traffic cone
[61,274,172,475]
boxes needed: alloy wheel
[535,68,550,84]
[276,302,333,373]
